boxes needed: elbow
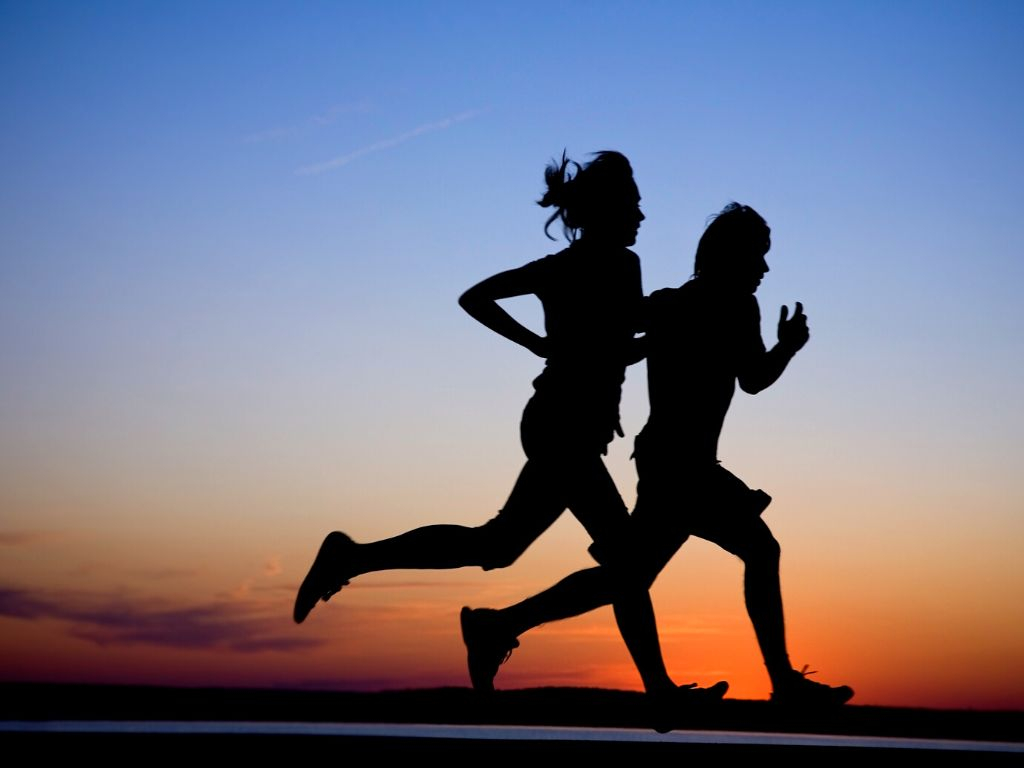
[738,377,765,395]
[458,286,479,313]
[627,339,647,366]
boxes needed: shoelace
[322,578,350,603]
[796,664,818,678]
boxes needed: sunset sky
[2,2,1023,711]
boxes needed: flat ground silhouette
[5,683,1021,764]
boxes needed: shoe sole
[650,680,730,733]
[770,685,855,706]
[460,607,494,694]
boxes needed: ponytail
[538,150,583,241]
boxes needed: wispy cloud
[0,587,324,654]
[344,579,491,590]
[128,566,204,581]
[254,578,492,599]
[242,101,371,144]
[264,555,282,577]
[0,530,69,547]
[226,580,253,600]
[295,109,482,176]
[65,562,203,581]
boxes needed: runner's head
[693,203,770,293]
[539,150,643,247]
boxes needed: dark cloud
[0,587,325,654]
[0,588,53,618]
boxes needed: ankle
[768,665,798,692]
[643,677,677,696]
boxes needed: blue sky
[5,1,1022,493]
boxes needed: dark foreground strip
[3,720,1022,756]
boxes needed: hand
[777,301,809,353]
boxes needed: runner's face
[587,180,644,247]
[620,181,645,247]
[737,239,770,293]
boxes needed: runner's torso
[523,239,643,446]
[642,279,765,462]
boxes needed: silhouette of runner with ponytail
[295,152,650,644]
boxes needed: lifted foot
[460,607,520,693]
[293,531,355,624]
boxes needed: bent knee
[474,523,531,571]
[618,563,659,592]
[740,532,781,565]
[595,547,662,592]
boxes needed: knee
[598,547,660,593]
[741,532,781,567]
[618,563,658,592]
[474,521,528,571]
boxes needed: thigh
[560,454,632,563]
[480,459,569,551]
[518,398,630,557]
[617,490,691,582]
[626,459,773,566]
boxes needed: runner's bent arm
[459,264,548,358]
[737,302,810,394]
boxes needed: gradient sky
[2,1,1023,710]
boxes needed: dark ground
[3,683,1021,763]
